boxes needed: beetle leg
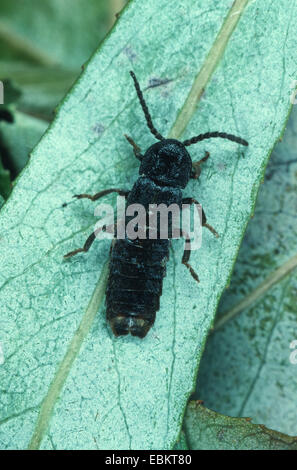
[191,151,210,179]
[124,134,143,161]
[181,197,219,238]
[73,188,129,201]
[64,232,96,258]
[180,230,200,283]
[64,222,115,258]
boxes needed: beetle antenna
[183,132,248,147]
[130,71,164,141]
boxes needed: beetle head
[139,139,192,188]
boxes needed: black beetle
[64,71,248,338]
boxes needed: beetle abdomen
[106,237,169,338]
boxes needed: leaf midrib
[28,261,109,450]
[169,0,250,139]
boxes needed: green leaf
[0,111,48,176]
[0,0,118,118]
[0,62,77,120]
[0,0,111,68]
[0,0,296,450]
[184,402,297,450]
[0,80,21,198]
[196,105,297,436]
[0,159,11,199]
[0,82,44,194]
[0,79,21,105]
